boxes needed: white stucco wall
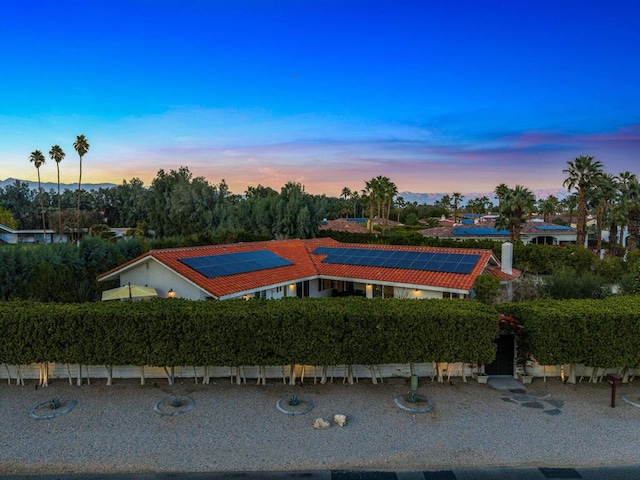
[395,287,443,299]
[120,259,207,300]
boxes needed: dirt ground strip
[1,376,639,475]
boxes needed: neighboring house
[419,219,577,245]
[320,218,371,234]
[0,223,62,244]
[319,217,403,234]
[601,226,630,247]
[98,238,519,301]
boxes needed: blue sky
[1,1,639,197]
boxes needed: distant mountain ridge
[398,188,569,205]
[0,178,116,192]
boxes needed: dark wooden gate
[485,334,515,376]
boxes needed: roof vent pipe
[501,242,513,275]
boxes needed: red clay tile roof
[418,226,455,237]
[485,265,522,282]
[320,218,371,234]
[306,242,493,292]
[99,238,499,297]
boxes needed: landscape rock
[313,417,330,429]
[333,414,347,426]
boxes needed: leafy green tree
[563,155,603,247]
[0,180,36,228]
[273,182,321,238]
[147,167,221,237]
[21,263,77,302]
[0,206,17,229]
[473,274,501,304]
[542,268,610,299]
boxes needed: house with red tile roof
[419,219,577,245]
[319,218,372,234]
[98,238,519,301]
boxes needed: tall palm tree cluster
[360,176,398,233]
[28,135,89,243]
[494,184,536,242]
[563,155,640,250]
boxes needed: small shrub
[49,398,61,410]
[542,268,611,299]
[288,394,299,406]
[407,391,418,404]
[473,274,501,305]
[169,398,185,408]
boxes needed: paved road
[5,467,640,480]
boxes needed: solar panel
[536,225,571,231]
[312,247,480,274]
[452,228,509,236]
[178,250,293,279]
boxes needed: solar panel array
[452,228,509,236]
[178,250,293,279]
[535,225,571,231]
[313,247,480,274]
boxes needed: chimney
[501,242,513,276]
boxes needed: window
[296,280,310,298]
[442,292,462,299]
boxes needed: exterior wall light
[167,289,176,298]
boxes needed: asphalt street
[4,467,640,480]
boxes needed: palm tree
[560,193,578,226]
[395,196,406,222]
[362,180,375,233]
[73,135,90,243]
[623,176,640,250]
[49,145,66,242]
[379,177,398,230]
[350,190,360,218]
[340,187,352,218]
[539,195,559,223]
[615,171,638,247]
[452,192,464,223]
[589,174,617,252]
[435,194,451,216]
[29,150,47,243]
[494,183,509,207]
[497,185,536,242]
[563,155,604,247]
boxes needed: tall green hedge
[499,296,640,369]
[0,298,498,368]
